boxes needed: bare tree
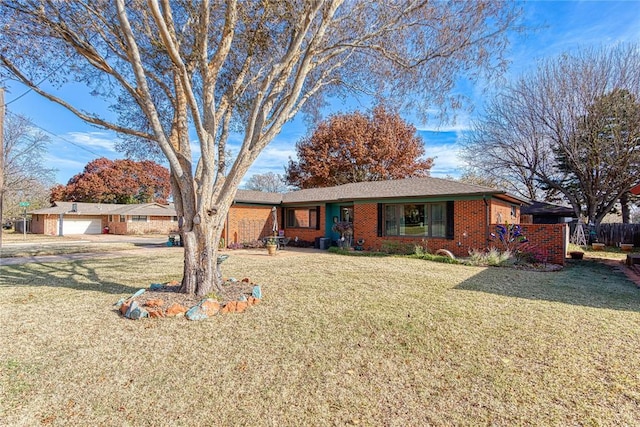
[244,172,288,193]
[461,44,640,224]
[0,1,521,295]
[1,113,55,220]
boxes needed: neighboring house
[30,177,568,264]
[30,201,179,235]
[521,201,576,224]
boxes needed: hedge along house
[226,177,568,265]
[30,201,179,235]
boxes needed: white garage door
[61,217,103,235]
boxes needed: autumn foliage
[50,158,171,204]
[285,106,434,189]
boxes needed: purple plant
[490,223,528,253]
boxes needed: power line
[5,108,106,158]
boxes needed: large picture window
[131,215,148,222]
[382,202,448,238]
[285,207,318,229]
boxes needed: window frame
[285,206,319,229]
[381,202,449,238]
[131,215,148,222]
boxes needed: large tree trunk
[621,192,631,224]
[180,220,224,296]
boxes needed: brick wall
[282,206,326,243]
[511,223,568,266]
[354,200,491,257]
[225,205,274,244]
[31,214,58,235]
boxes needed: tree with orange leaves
[50,158,171,204]
[286,106,434,189]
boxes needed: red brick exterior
[354,200,490,257]
[281,205,326,243]
[30,214,61,235]
[106,216,179,235]
[225,205,275,245]
[350,200,566,265]
[513,223,568,266]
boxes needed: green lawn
[1,250,639,425]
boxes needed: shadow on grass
[0,258,143,295]
[455,258,640,313]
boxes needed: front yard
[1,250,639,425]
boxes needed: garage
[59,216,103,235]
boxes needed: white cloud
[64,131,117,152]
[428,144,466,178]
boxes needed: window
[131,215,148,222]
[108,215,113,222]
[119,215,126,222]
[171,216,178,222]
[382,202,448,238]
[286,207,318,229]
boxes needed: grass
[1,249,640,425]
[0,231,156,258]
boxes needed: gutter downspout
[483,195,490,245]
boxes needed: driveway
[0,232,325,266]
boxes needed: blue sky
[3,1,640,185]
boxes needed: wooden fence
[570,223,640,246]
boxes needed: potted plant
[569,250,584,260]
[332,221,353,249]
[265,236,278,256]
[620,243,634,252]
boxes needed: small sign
[19,202,30,207]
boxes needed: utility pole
[0,87,5,249]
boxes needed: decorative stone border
[114,283,262,320]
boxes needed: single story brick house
[30,201,179,235]
[226,177,567,264]
[30,177,568,264]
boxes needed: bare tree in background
[0,1,521,295]
[1,113,55,220]
[461,44,640,225]
[244,172,288,193]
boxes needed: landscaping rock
[252,285,262,299]
[125,301,149,320]
[119,301,131,316]
[148,308,165,318]
[222,301,237,313]
[144,299,164,308]
[186,299,220,321]
[247,296,260,306]
[130,289,146,299]
[201,299,221,316]
[236,300,248,313]
[166,303,188,317]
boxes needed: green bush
[466,248,513,266]
[380,240,415,255]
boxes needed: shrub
[409,252,460,264]
[467,247,513,266]
[380,240,415,255]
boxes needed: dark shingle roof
[280,177,521,204]
[234,189,283,204]
[521,201,575,217]
[30,201,177,216]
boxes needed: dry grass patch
[1,251,640,425]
